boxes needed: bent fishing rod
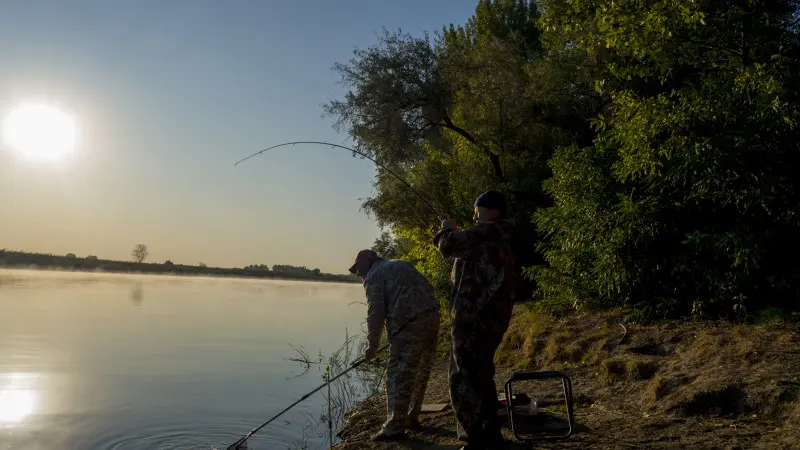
[234,141,443,221]
[226,342,390,450]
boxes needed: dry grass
[543,332,577,362]
[496,308,555,368]
[649,376,667,401]
[626,359,660,380]
[334,308,800,449]
[790,402,800,427]
[600,357,628,384]
[776,332,795,345]
[593,354,659,384]
[498,306,629,370]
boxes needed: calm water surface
[0,269,370,449]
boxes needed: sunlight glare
[0,390,34,422]
[0,373,38,424]
[2,103,79,160]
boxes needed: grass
[777,332,795,345]
[649,376,668,402]
[627,359,660,380]
[278,329,387,449]
[599,356,660,385]
[580,338,609,365]
[496,307,555,368]
[600,358,628,384]
[332,305,800,449]
[543,331,573,361]
[679,384,751,417]
[791,402,800,426]
[544,404,570,416]
[496,307,633,371]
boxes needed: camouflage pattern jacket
[433,219,517,314]
[362,259,440,351]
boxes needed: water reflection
[131,282,143,305]
[0,273,24,288]
[0,373,37,424]
[0,269,369,448]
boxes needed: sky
[0,0,477,274]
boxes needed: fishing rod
[225,342,390,450]
[234,141,443,221]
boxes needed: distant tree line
[0,249,359,284]
[244,264,323,275]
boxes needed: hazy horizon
[0,0,476,273]
[0,248,358,275]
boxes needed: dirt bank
[334,308,800,449]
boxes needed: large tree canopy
[326,0,800,320]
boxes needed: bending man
[349,249,441,441]
[433,190,517,449]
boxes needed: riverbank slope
[334,307,800,449]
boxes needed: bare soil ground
[334,308,800,449]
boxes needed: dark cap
[348,249,378,274]
[474,190,507,217]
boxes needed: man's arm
[433,223,487,259]
[364,277,387,353]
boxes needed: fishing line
[225,302,444,449]
[225,342,390,450]
[229,142,475,448]
[234,141,443,221]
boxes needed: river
[0,269,373,449]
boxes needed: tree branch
[440,115,504,179]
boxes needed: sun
[2,102,79,160]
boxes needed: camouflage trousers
[449,296,514,444]
[383,309,440,433]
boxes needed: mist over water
[0,269,369,449]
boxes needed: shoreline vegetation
[283,331,387,450]
[0,249,361,284]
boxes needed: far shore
[0,250,362,284]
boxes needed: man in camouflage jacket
[434,190,517,449]
[349,249,441,441]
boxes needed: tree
[328,0,800,319]
[533,0,800,318]
[131,244,149,263]
[371,230,402,259]
[326,0,601,306]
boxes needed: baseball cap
[348,249,378,274]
